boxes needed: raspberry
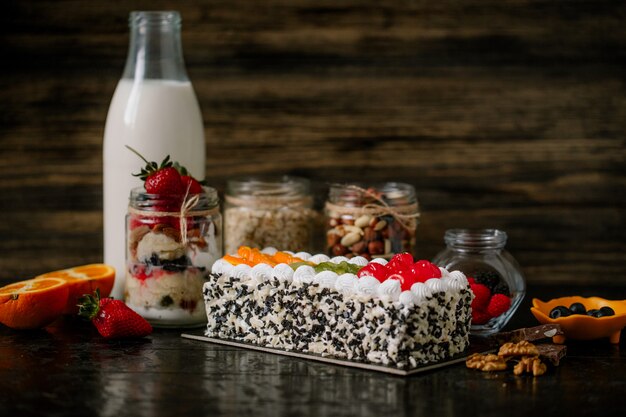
[486,293,511,318]
[469,283,491,310]
[467,276,476,285]
[472,309,492,325]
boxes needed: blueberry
[569,302,587,315]
[550,306,572,319]
[598,306,615,317]
[586,309,601,317]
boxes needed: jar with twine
[125,186,222,327]
[324,183,420,260]
[224,176,316,254]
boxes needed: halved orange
[0,277,69,329]
[35,264,115,314]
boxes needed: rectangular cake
[203,248,473,369]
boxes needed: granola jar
[125,186,222,328]
[432,229,526,336]
[224,176,316,254]
[324,183,420,260]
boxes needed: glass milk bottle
[103,11,205,299]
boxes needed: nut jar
[432,229,526,336]
[324,183,420,260]
[125,186,222,328]
[223,176,316,254]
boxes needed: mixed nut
[325,212,417,260]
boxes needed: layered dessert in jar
[124,149,222,327]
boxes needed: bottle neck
[122,11,189,82]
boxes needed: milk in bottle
[103,11,205,299]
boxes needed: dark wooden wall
[1,0,624,287]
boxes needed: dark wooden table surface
[1,284,625,417]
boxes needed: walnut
[513,356,547,376]
[498,340,540,357]
[465,353,508,372]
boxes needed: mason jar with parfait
[124,148,222,328]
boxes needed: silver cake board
[181,332,496,376]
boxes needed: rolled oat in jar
[324,183,420,260]
[224,176,317,254]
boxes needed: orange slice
[0,277,69,329]
[35,264,115,314]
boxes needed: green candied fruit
[313,261,360,275]
[289,262,312,271]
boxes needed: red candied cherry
[412,260,442,282]
[388,272,419,292]
[387,252,415,273]
[357,262,390,282]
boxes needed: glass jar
[324,183,420,260]
[223,176,316,254]
[432,229,526,336]
[125,186,222,328]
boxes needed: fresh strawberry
[78,289,152,339]
[357,262,390,282]
[469,283,491,310]
[127,145,186,196]
[145,166,184,195]
[472,308,492,325]
[486,293,511,318]
[467,276,476,285]
[181,175,203,194]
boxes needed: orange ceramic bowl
[531,296,626,344]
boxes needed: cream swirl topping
[447,270,467,283]
[261,246,278,255]
[426,278,447,293]
[231,264,252,281]
[272,263,294,282]
[294,252,312,261]
[308,254,330,264]
[314,270,339,288]
[410,282,433,301]
[438,267,450,278]
[251,263,273,283]
[444,276,467,292]
[293,265,316,284]
[335,273,359,295]
[399,290,420,306]
[376,278,402,301]
[356,276,380,297]
[348,256,369,267]
[330,256,350,264]
[211,259,234,276]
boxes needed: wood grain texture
[0,0,624,286]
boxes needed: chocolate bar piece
[536,343,567,366]
[494,324,563,344]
